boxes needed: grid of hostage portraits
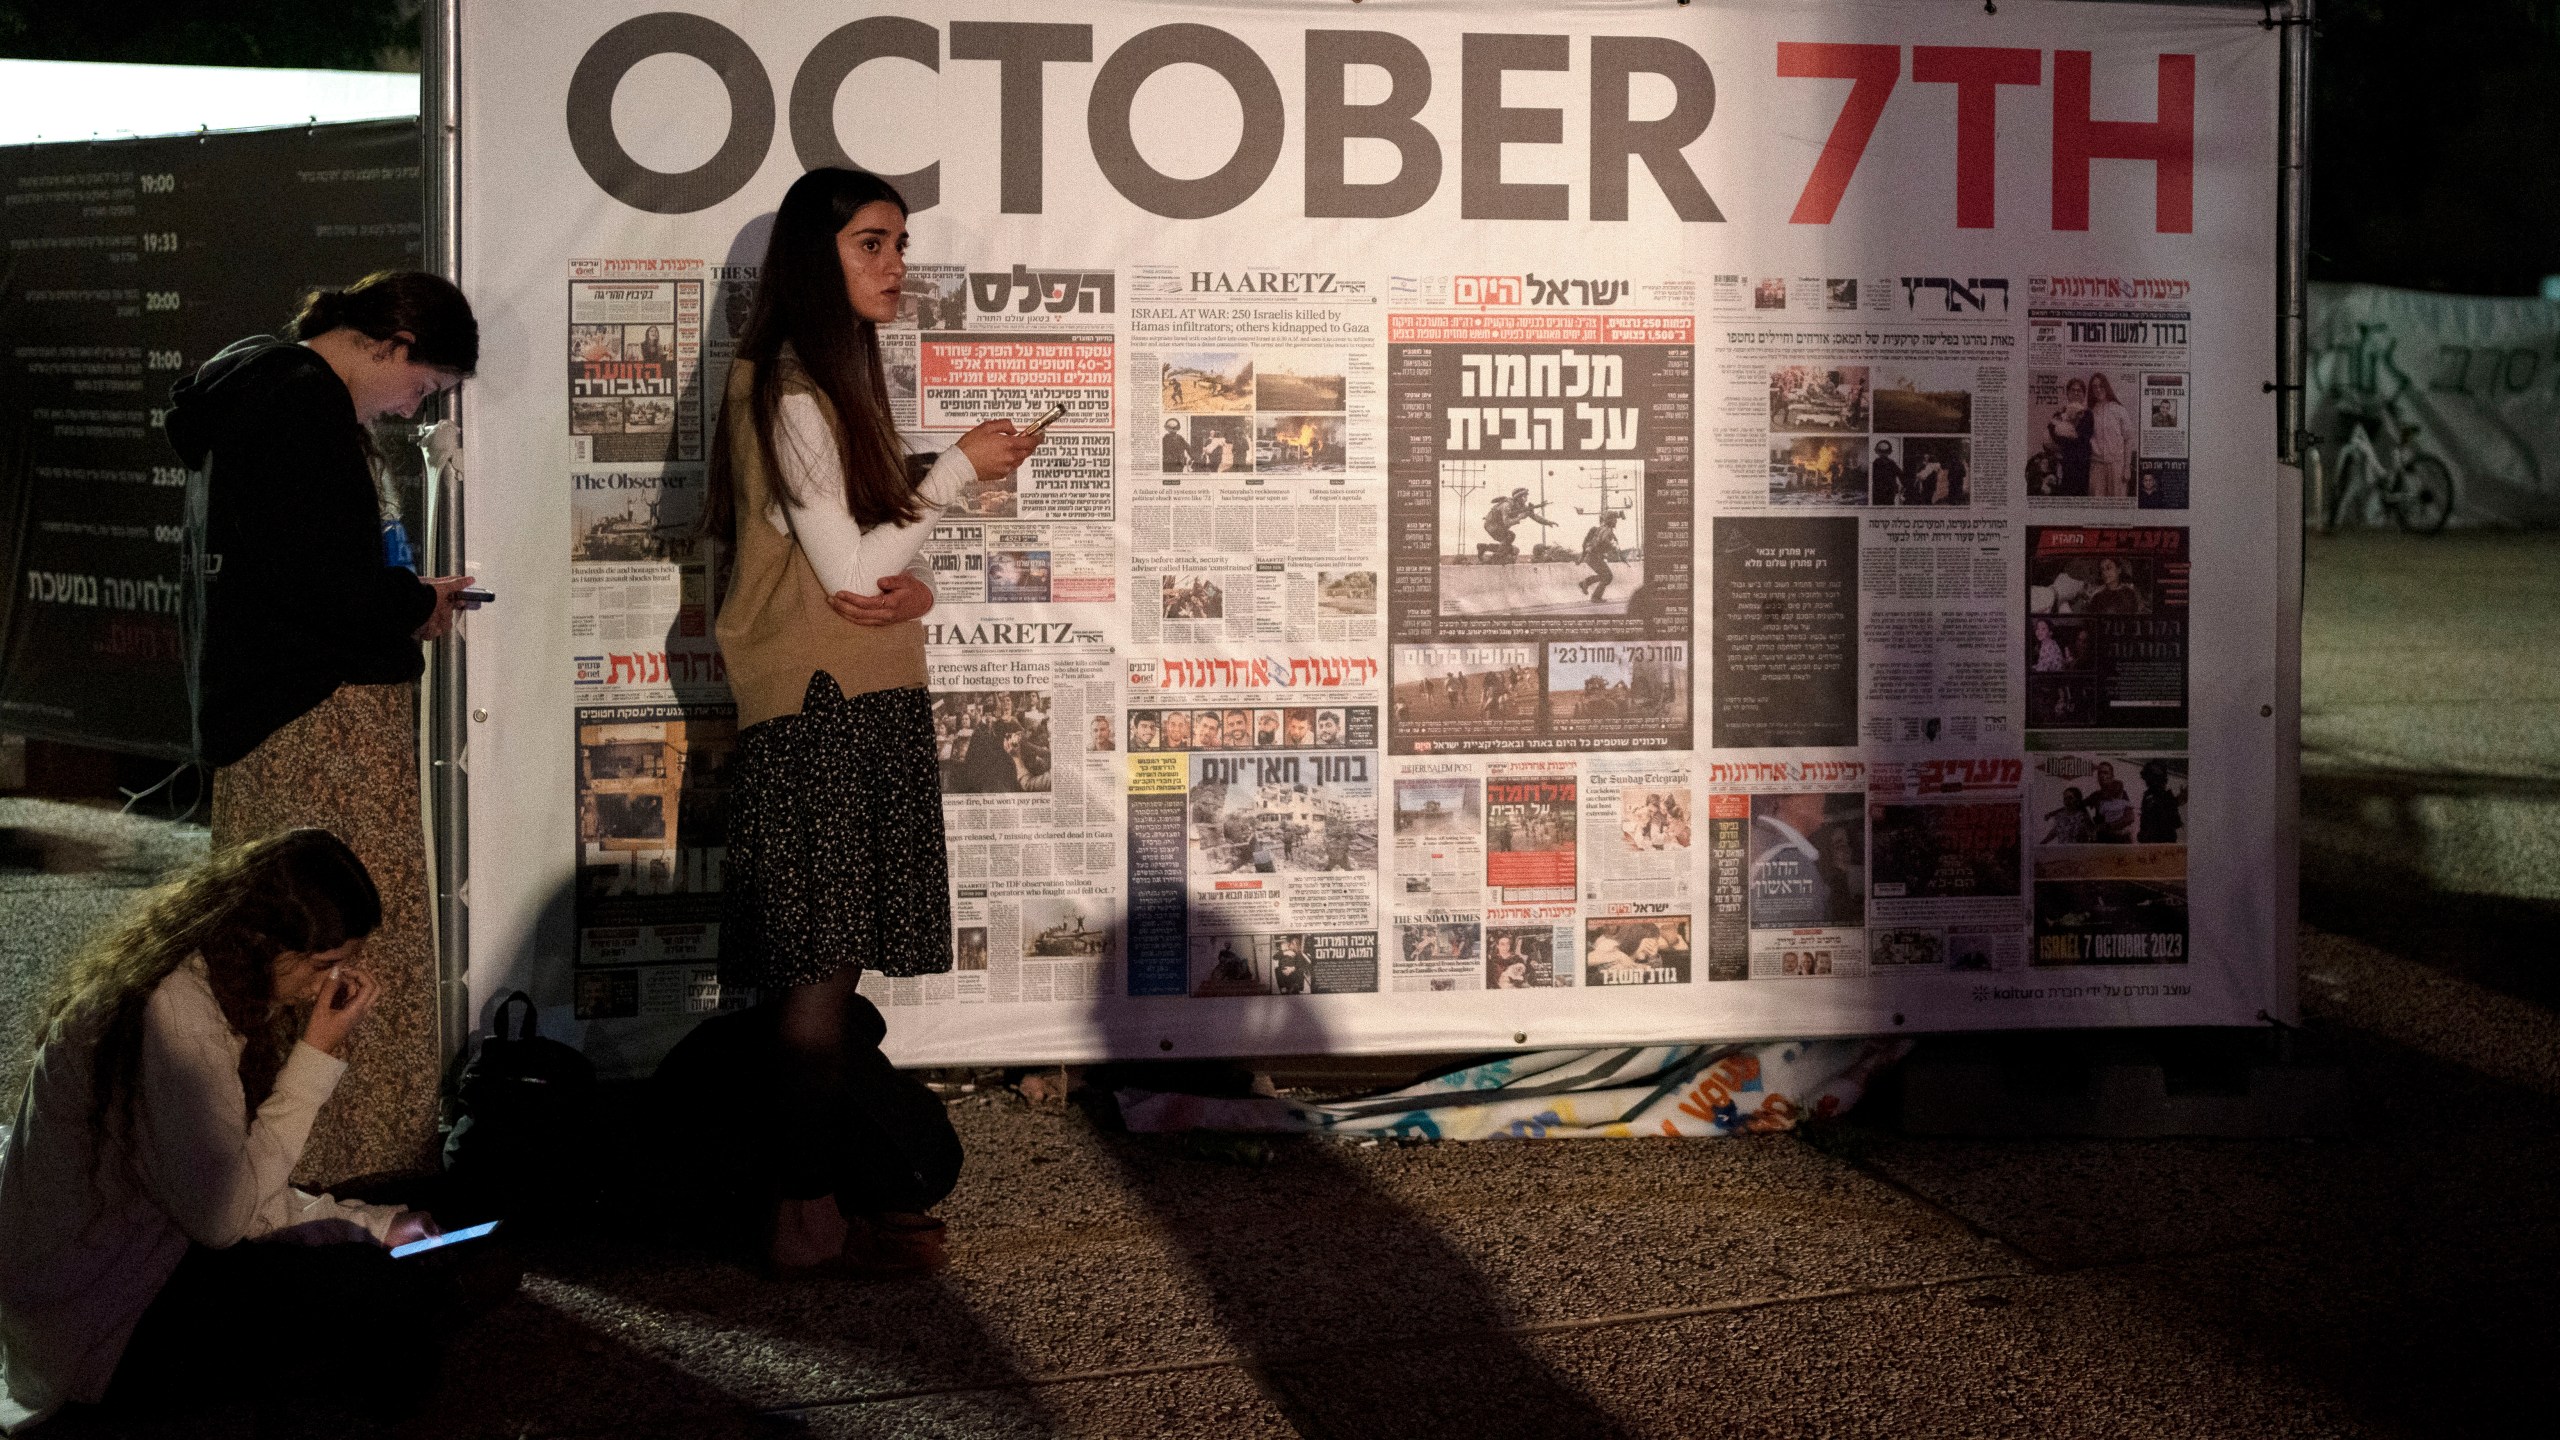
[555,252,2201,1027]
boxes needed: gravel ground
[7,531,2556,1438]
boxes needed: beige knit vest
[712,358,928,728]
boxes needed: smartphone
[457,588,496,608]
[391,1219,502,1259]
[1022,403,1067,436]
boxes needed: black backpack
[441,992,602,1224]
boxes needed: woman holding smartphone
[0,831,443,1429]
[708,168,1039,1272]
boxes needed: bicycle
[2322,409,2453,534]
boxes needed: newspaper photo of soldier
[1023,897,1112,958]
[1769,435,1870,506]
[1394,777,1480,836]
[1438,460,1645,615]
[1317,571,1376,615]
[1255,359,1346,411]
[932,690,1053,794]
[1187,752,1378,875]
[1486,926,1569,988]
[1159,414,1251,473]
[1768,365,1869,432]
[1254,414,1347,473]
[1546,642,1687,727]
[1388,324,1693,753]
[1619,786,1692,852]
[1161,352,1254,412]
[1391,645,1539,729]
[1584,917,1692,985]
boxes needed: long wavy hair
[704,168,918,541]
[23,829,382,1146]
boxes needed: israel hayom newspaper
[1120,264,1384,650]
[1707,271,2023,759]
[562,257,735,1022]
[2020,274,2192,510]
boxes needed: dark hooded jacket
[165,337,435,766]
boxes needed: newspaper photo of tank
[1438,459,1645,616]
[1392,648,1539,725]
[572,476,701,562]
[1023,898,1112,958]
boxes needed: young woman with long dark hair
[166,270,483,774]
[0,830,444,1429]
[709,167,1039,1271]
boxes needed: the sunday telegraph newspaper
[491,0,2273,1055]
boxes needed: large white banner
[455,0,2295,1073]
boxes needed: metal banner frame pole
[421,0,471,1076]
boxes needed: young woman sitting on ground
[0,829,445,1430]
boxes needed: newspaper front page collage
[555,247,2195,1036]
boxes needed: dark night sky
[5,0,2555,295]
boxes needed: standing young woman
[0,831,443,1430]
[708,168,1039,1270]
[166,270,482,775]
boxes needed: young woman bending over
[708,167,1040,1272]
[0,830,443,1430]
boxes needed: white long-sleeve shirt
[0,958,397,1431]
[769,391,978,596]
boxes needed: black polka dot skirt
[720,673,953,990]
